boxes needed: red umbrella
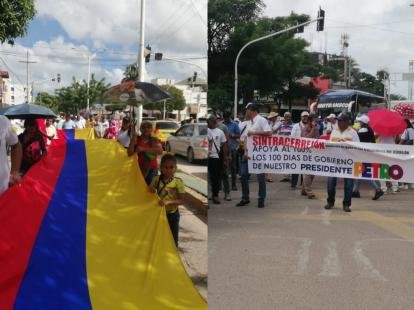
[368,109,406,137]
[393,102,414,119]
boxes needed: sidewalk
[176,170,208,300]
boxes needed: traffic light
[57,73,61,83]
[145,45,151,63]
[317,8,325,32]
[193,71,197,82]
[296,24,304,33]
[154,53,163,61]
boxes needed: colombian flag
[0,129,206,309]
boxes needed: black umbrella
[0,103,56,119]
[103,80,172,105]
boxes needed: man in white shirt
[290,111,310,188]
[325,112,360,212]
[237,103,271,208]
[75,115,85,129]
[62,114,76,129]
[0,115,22,195]
[207,114,228,204]
[325,113,338,135]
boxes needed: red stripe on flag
[0,130,67,309]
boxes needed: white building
[174,76,207,120]
[0,72,31,106]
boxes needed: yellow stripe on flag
[85,140,206,309]
[75,128,96,140]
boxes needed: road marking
[320,208,331,225]
[319,241,341,277]
[300,206,309,215]
[353,211,414,241]
[352,241,387,282]
[295,239,312,275]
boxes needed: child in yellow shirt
[149,154,185,247]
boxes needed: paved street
[209,174,414,310]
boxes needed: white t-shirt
[75,120,85,129]
[378,135,396,144]
[46,125,57,145]
[330,127,360,142]
[239,120,251,143]
[401,128,414,141]
[250,114,271,134]
[0,116,19,194]
[291,122,306,138]
[117,129,131,148]
[63,120,76,129]
[208,127,226,159]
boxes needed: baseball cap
[337,112,350,121]
[327,113,336,119]
[207,114,217,122]
[356,114,369,124]
[246,103,260,112]
[301,111,310,117]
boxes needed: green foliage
[35,92,59,113]
[144,85,185,112]
[105,103,127,112]
[54,74,110,114]
[0,0,36,44]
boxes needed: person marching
[324,113,360,212]
[149,154,185,247]
[237,103,271,208]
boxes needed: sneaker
[258,199,265,208]
[324,203,334,210]
[343,205,351,212]
[372,189,384,200]
[351,191,361,198]
[236,200,250,207]
[224,193,232,201]
[212,197,220,204]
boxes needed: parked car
[165,123,208,163]
[151,120,180,146]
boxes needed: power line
[0,56,26,85]
[189,0,207,26]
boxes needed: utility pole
[340,34,350,88]
[137,0,146,127]
[87,53,96,111]
[18,50,36,103]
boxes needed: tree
[55,74,110,113]
[122,63,139,82]
[35,92,59,112]
[0,0,36,44]
[144,85,185,112]
[208,0,265,55]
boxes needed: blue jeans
[327,177,354,207]
[353,179,381,192]
[240,157,266,201]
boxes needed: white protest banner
[247,135,414,182]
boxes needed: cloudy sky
[0,0,207,95]
[264,0,414,97]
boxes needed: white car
[165,123,208,163]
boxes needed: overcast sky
[0,0,207,95]
[264,0,414,97]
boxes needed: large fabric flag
[0,129,206,309]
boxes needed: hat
[337,113,350,121]
[327,113,336,119]
[356,114,369,124]
[301,111,310,117]
[267,112,278,119]
[246,103,259,112]
[207,114,217,122]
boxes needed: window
[176,126,188,137]
[185,125,195,136]
[155,122,179,130]
[198,125,207,135]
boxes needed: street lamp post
[137,0,146,127]
[86,53,96,111]
[233,16,323,120]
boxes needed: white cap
[356,114,369,124]
[327,113,336,119]
[301,111,310,117]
